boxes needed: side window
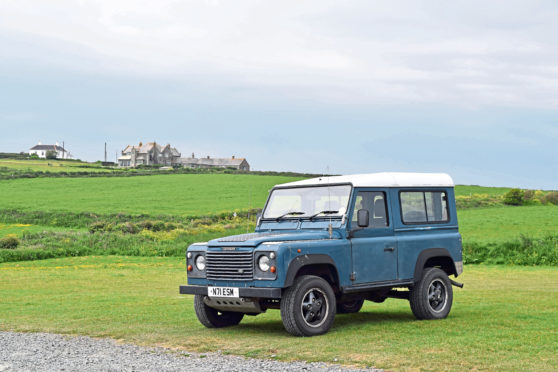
[352,191,388,228]
[400,191,449,224]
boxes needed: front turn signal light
[270,266,276,273]
[187,265,193,271]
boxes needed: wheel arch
[414,248,457,283]
[284,254,339,291]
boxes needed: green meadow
[0,173,303,215]
[0,158,112,173]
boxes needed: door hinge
[350,272,356,281]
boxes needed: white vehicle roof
[276,172,454,188]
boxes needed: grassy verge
[0,256,556,371]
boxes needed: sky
[1,0,557,189]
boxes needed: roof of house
[276,172,454,188]
[30,144,67,152]
[180,157,247,167]
[123,142,180,156]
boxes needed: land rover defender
[180,172,463,336]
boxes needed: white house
[29,142,71,159]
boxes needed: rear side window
[400,191,449,224]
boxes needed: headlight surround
[258,255,270,272]
[195,255,206,271]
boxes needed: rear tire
[194,295,244,328]
[337,298,364,314]
[409,267,453,320]
[280,275,336,337]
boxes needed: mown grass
[0,256,556,371]
[0,174,302,215]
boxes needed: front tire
[280,275,336,336]
[194,295,244,328]
[409,267,453,320]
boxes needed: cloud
[1,1,558,109]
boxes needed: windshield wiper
[275,211,305,221]
[309,210,339,220]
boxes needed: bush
[29,153,39,159]
[89,221,107,233]
[0,235,20,249]
[152,221,166,232]
[503,188,525,206]
[45,150,57,160]
[542,191,558,205]
[138,220,154,230]
[118,222,139,234]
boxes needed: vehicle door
[349,189,397,284]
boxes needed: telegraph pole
[104,142,107,162]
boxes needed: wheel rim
[427,279,448,313]
[300,288,329,328]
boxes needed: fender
[284,254,338,287]
[413,248,456,282]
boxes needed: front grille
[206,251,254,281]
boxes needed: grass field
[0,256,556,371]
[458,205,558,242]
[0,159,111,173]
[0,174,303,215]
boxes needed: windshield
[263,185,352,219]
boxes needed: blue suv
[180,172,463,336]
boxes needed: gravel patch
[0,332,382,372]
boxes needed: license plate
[208,287,239,298]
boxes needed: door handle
[384,246,395,252]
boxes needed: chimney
[192,152,195,159]
[139,141,143,147]
[232,155,235,159]
[38,141,42,145]
[207,155,210,159]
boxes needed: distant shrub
[152,221,166,232]
[118,222,139,234]
[542,191,558,205]
[138,220,154,230]
[29,153,39,159]
[89,221,107,233]
[0,235,20,249]
[523,190,534,200]
[503,188,525,206]
[164,222,178,231]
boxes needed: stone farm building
[180,154,250,171]
[29,142,71,159]
[118,142,181,167]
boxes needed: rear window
[400,191,449,224]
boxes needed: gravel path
[0,332,382,372]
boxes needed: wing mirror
[357,209,369,228]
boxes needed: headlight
[195,255,206,271]
[187,252,192,259]
[258,255,270,272]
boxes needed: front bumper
[179,285,282,299]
